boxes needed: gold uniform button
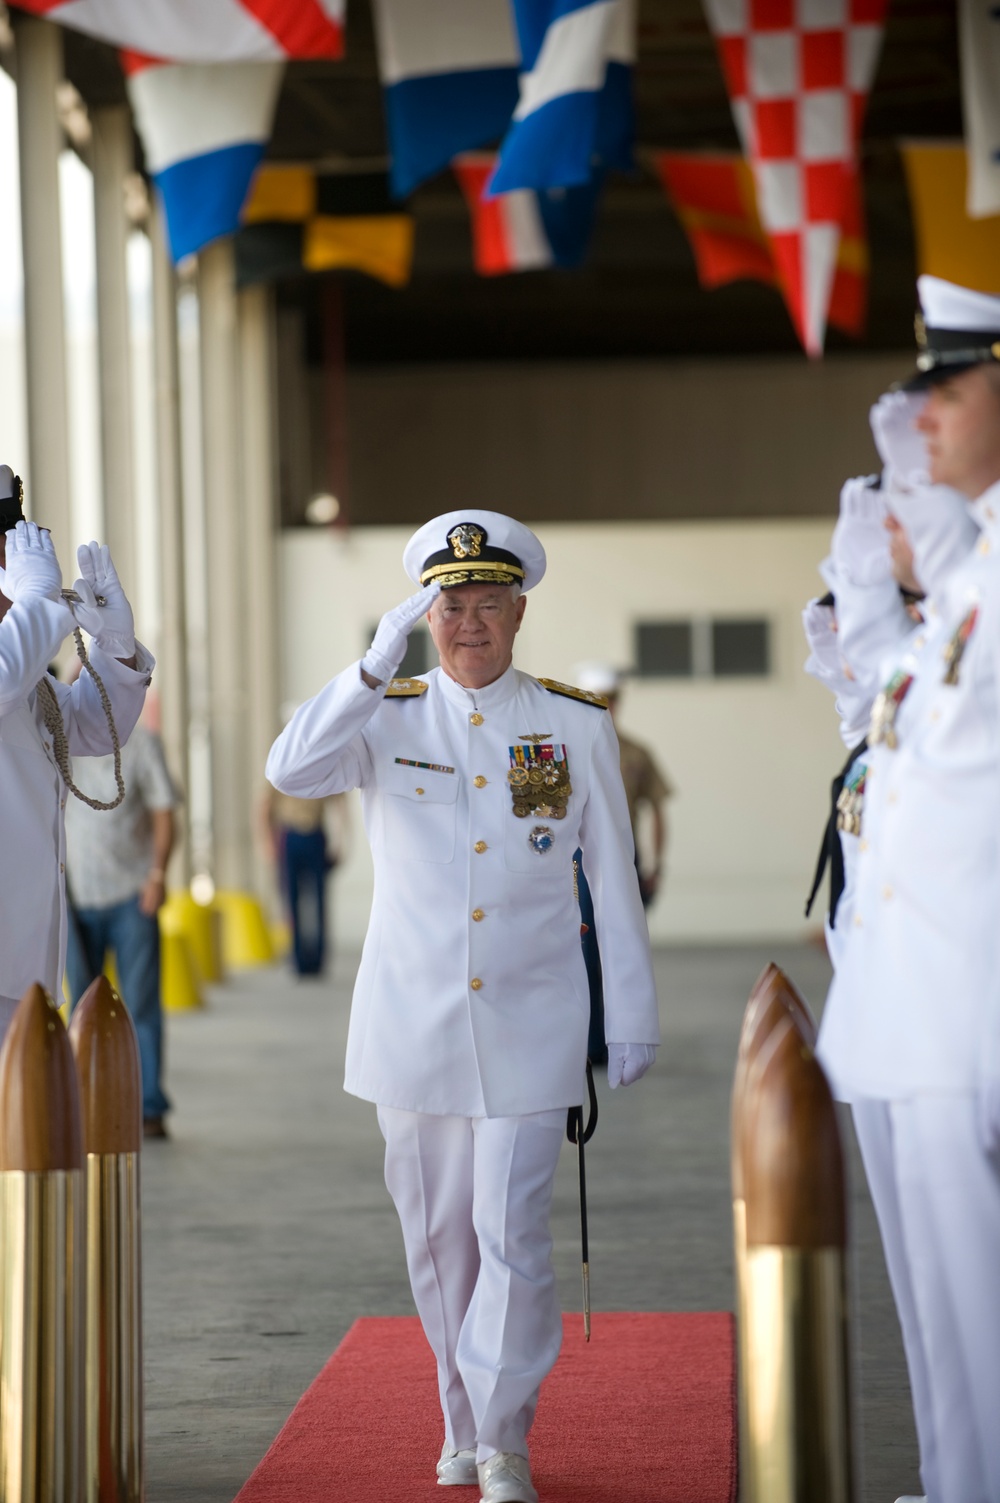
[474,841,488,854]
[473,775,487,788]
[914,634,926,649]
[472,909,485,922]
[859,839,869,853]
[854,915,863,928]
[416,788,425,795]
[59,862,65,873]
[470,977,483,991]
[470,712,484,726]
[979,537,991,556]
[882,885,893,900]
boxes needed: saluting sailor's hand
[70,542,135,659]
[0,520,64,603]
[830,476,892,588]
[362,581,441,685]
[870,391,930,493]
[607,1043,657,1089]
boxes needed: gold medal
[513,803,530,818]
[508,768,529,787]
[527,768,544,785]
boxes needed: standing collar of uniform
[433,661,520,711]
[969,477,1000,534]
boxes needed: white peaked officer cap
[574,662,621,695]
[905,275,1000,389]
[403,509,547,591]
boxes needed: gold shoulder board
[384,678,429,697]
[536,677,608,709]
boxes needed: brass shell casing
[742,1246,852,1503]
[0,1168,85,1503]
[83,1153,143,1503]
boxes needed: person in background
[265,787,347,976]
[65,711,179,1140]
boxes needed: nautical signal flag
[653,150,868,338]
[124,53,284,263]
[372,0,521,200]
[701,0,888,357]
[487,0,635,197]
[900,142,1000,290]
[235,166,415,289]
[453,153,601,274]
[7,0,344,61]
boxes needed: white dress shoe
[437,1444,478,1486]
[477,1452,539,1503]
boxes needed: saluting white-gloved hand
[870,391,930,492]
[362,582,441,684]
[830,476,892,587]
[802,598,843,686]
[70,542,135,659]
[607,1043,657,1089]
[0,520,64,603]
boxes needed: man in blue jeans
[65,718,178,1138]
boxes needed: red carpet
[233,1312,736,1503]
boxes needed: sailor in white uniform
[0,468,152,1034]
[819,279,1000,1503]
[267,511,660,1503]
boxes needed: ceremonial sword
[566,1059,599,1340]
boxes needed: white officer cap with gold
[403,510,546,592]
[906,276,1000,389]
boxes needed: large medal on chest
[507,742,572,822]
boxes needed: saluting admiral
[266,510,660,1503]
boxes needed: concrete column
[238,284,281,905]
[150,203,191,886]
[198,239,251,892]
[15,16,71,554]
[92,104,136,587]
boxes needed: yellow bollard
[0,982,85,1502]
[69,977,143,1503]
[740,1011,853,1503]
[157,907,203,1014]
[213,890,275,970]
[159,890,223,984]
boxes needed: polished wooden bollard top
[0,980,84,1171]
[69,975,142,1154]
[0,982,85,1503]
[732,964,817,1202]
[69,977,144,1503]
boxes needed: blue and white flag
[959,0,1000,218]
[372,0,520,200]
[488,0,634,197]
[126,56,284,262]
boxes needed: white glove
[607,1042,657,1089]
[802,599,842,688]
[830,476,892,588]
[870,391,930,492]
[361,582,440,684]
[0,520,63,602]
[70,541,135,658]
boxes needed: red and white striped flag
[702,0,887,356]
[7,0,344,62]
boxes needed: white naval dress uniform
[266,659,659,1459]
[0,592,153,1031]
[819,482,1000,1503]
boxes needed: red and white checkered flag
[703,0,887,355]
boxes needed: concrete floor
[142,942,920,1502]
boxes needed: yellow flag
[900,143,1000,287]
[242,165,316,224]
[304,215,415,288]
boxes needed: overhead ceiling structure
[56,0,962,365]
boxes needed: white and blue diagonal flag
[488,0,635,198]
[372,0,521,200]
[959,0,1000,217]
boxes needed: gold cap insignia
[448,523,484,560]
[914,311,927,350]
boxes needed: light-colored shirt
[65,724,177,909]
[616,731,672,836]
[0,591,152,1001]
[267,662,660,1118]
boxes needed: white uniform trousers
[853,1096,1000,1503]
[377,1106,565,1462]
